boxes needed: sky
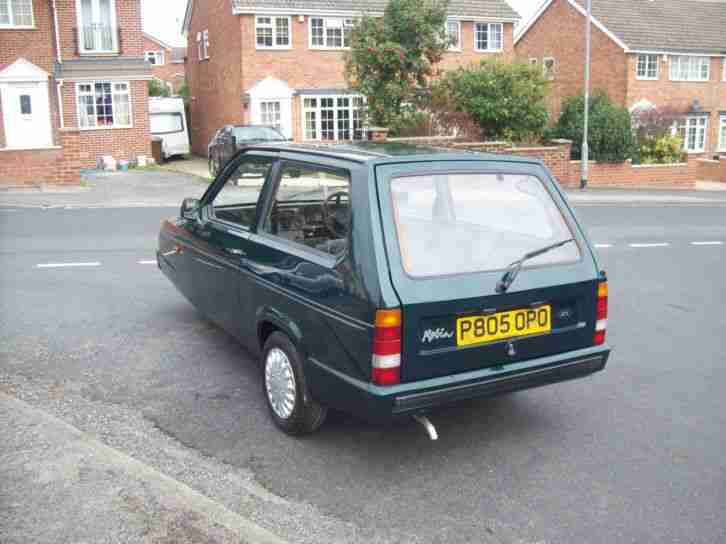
[140,0,545,48]
[141,0,188,47]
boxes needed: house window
[302,95,366,141]
[543,57,556,80]
[669,55,710,81]
[196,31,209,60]
[719,116,726,152]
[77,0,118,53]
[636,54,658,80]
[309,17,353,49]
[447,20,461,50]
[474,22,503,52]
[0,0,34,27]
[145,51,165,65]
[77,81,131,129]
[256,16,291,49]
[674,116,708,153]
[260,101,281,130]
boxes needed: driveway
[158,155,212,181]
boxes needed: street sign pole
[581,0,592,189]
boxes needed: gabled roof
[183,0,519,32]
[142,32,175,50]
[515,0,726,55]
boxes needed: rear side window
[390,173,579,277]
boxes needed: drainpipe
[51,0,65,129]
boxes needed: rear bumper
[306,346,610,422]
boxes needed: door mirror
[181,197,201,219]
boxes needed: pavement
[2,171,726,543]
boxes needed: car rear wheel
[262,332,327,435]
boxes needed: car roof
[243,142,542,167]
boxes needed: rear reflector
[372,309,401,386]
[594,280,608,345]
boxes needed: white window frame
[474,22,503,52]
[196,30,209,61]
[301,95,366,142]
[145,50,165,65]
[255,15,291,50]
[719,115,726,152]
[542,57,556,80]
[636,54,659,80]
[76,80,132,130]
[260,100,282,131]
[308,17,353,50]
[0,0,35,28]
[669,55,710,82]
[75,0,119,54]
[446,20,461,51]
[673,116,708,153]
[723,59,726,82]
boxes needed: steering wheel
[322,191,350,238]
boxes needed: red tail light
[594,281,608,345]
[372,309,401,386]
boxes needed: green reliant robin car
[158,143,610,438]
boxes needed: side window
[211,155,274,228]
[263,162,351,256]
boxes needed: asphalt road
[1,203,726,543]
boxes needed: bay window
[0,0,34,27]
[474,23,502,52]
[669,55,710,81]
[674,116,708,153]
[256,16,291,49]
[310,17,353,49]
[77,0,118,53]
[636,54,658,80]
[77,81,131,129]
[302,95,366,141]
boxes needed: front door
[253,98,292,139]
[1,81,53,148]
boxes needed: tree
[344,0,450,128]
[148,78,171,98]
[550,91,634,163]
[430,60,549,141]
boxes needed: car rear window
[390,173,580,278]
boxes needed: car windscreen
[389,173,580,278]
[232,126,285,142]
[150,113,184,135]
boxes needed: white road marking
[138,260,157,265]
[594,243,613,248]
[629,243,670,248]
[36,262,101,269]
[691,241,724,246]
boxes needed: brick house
[182,0,519,155]
[143,32,186,94]
[515,0,726,157]
[0,0,151,186]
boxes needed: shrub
[344,0,450,128]
[430,60,549,141]
[632,106,686,164]
[639,134,686,164]
[551,91,634,163]
[148,79,171,98]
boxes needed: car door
[188,152,278,339]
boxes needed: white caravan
[149,97,190,159]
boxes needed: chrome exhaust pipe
[413,415,438,441]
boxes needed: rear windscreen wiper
[496,238,575,294]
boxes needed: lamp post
[581,0,592,189]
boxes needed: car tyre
[262,332,327,436]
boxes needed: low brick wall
[696,156,726,183]
[0,129,81,187]
[389,136,696,189]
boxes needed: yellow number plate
[456,306,551,347]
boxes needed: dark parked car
[208,125,287,177]
[158,143,610,437]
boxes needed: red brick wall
[625,54,726,156]
[61,80,150,168]
[0,129,80,186]
[187,0,242,155]
[56,0,144,59]
[697,157,726,183]
[514,0,628,122]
